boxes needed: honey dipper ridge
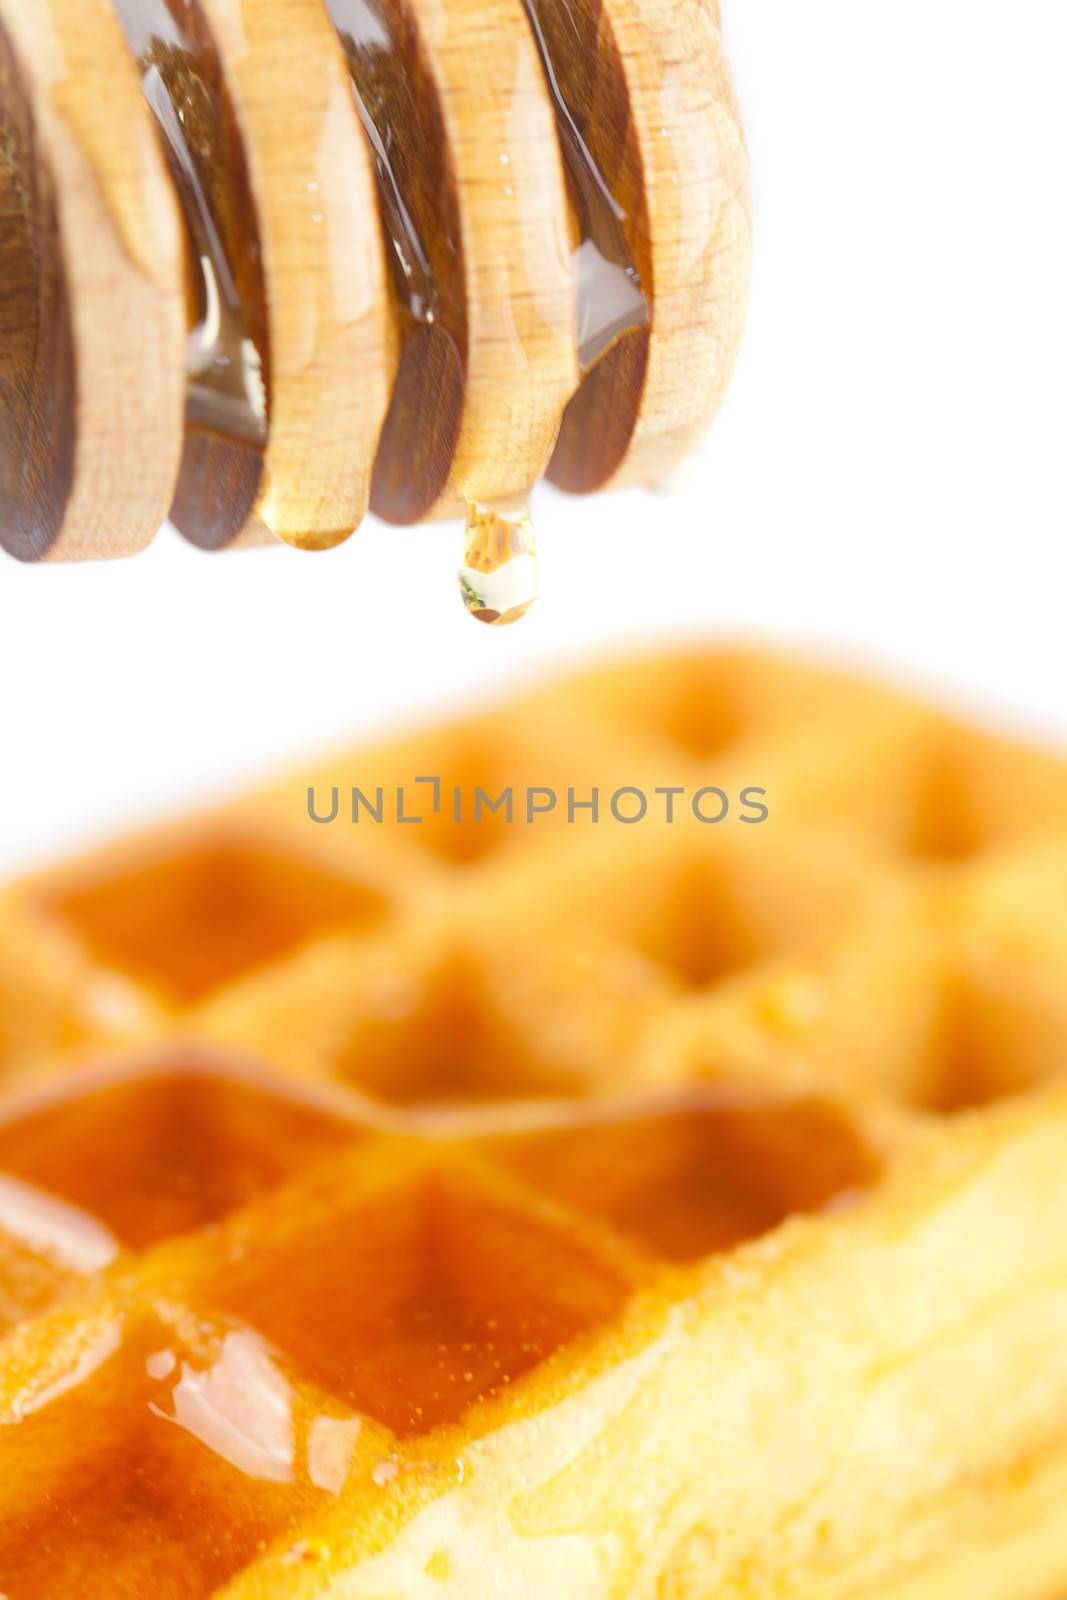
[0,0,752,586]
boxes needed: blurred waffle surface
[1,644,1067,1598]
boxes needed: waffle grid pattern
[1,646,1066,1598]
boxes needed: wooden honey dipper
[0,0,750,619]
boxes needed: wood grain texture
[0,0,185,562]
[0,0,749,559]
[113,0,276,549]
[413,0,577,516]
[523,0,653,494]
[599,0,750,489]
[327,0,469,526]
[346,0,578,523]
[195,0,393,549]
[0,18,74,564]
[547,0,751,493]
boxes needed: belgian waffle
[1,645,1066,1598]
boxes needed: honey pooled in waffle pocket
[0,645,1066,1597]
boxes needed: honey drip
[326,0,440,339]
[459,501,539,626]
[327,0,642,624]
[451,0,650,625]
[119,0,648,608]
[326,0,466,528]
[113,0,269,450]
[521,0,649,374]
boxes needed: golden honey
[0,1064,360,1249]
[0,1050,880,1596]
[204,1165,631,1437]
[488,1097,880,1263]
[0,1314,343,1598]
[33,834,385,1007]
[459,499,539,626]
[111,0,271,549]
[0,649,1065,1596]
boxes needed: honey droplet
[459,500,538,626]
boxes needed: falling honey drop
[459,500,539,626]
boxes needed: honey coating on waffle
[1,646,1067,1599]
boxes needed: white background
[1,0,1065,871]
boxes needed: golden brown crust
[0,646,1066,1597]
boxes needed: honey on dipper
[0,0,751,607]
[458,499,539,624]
